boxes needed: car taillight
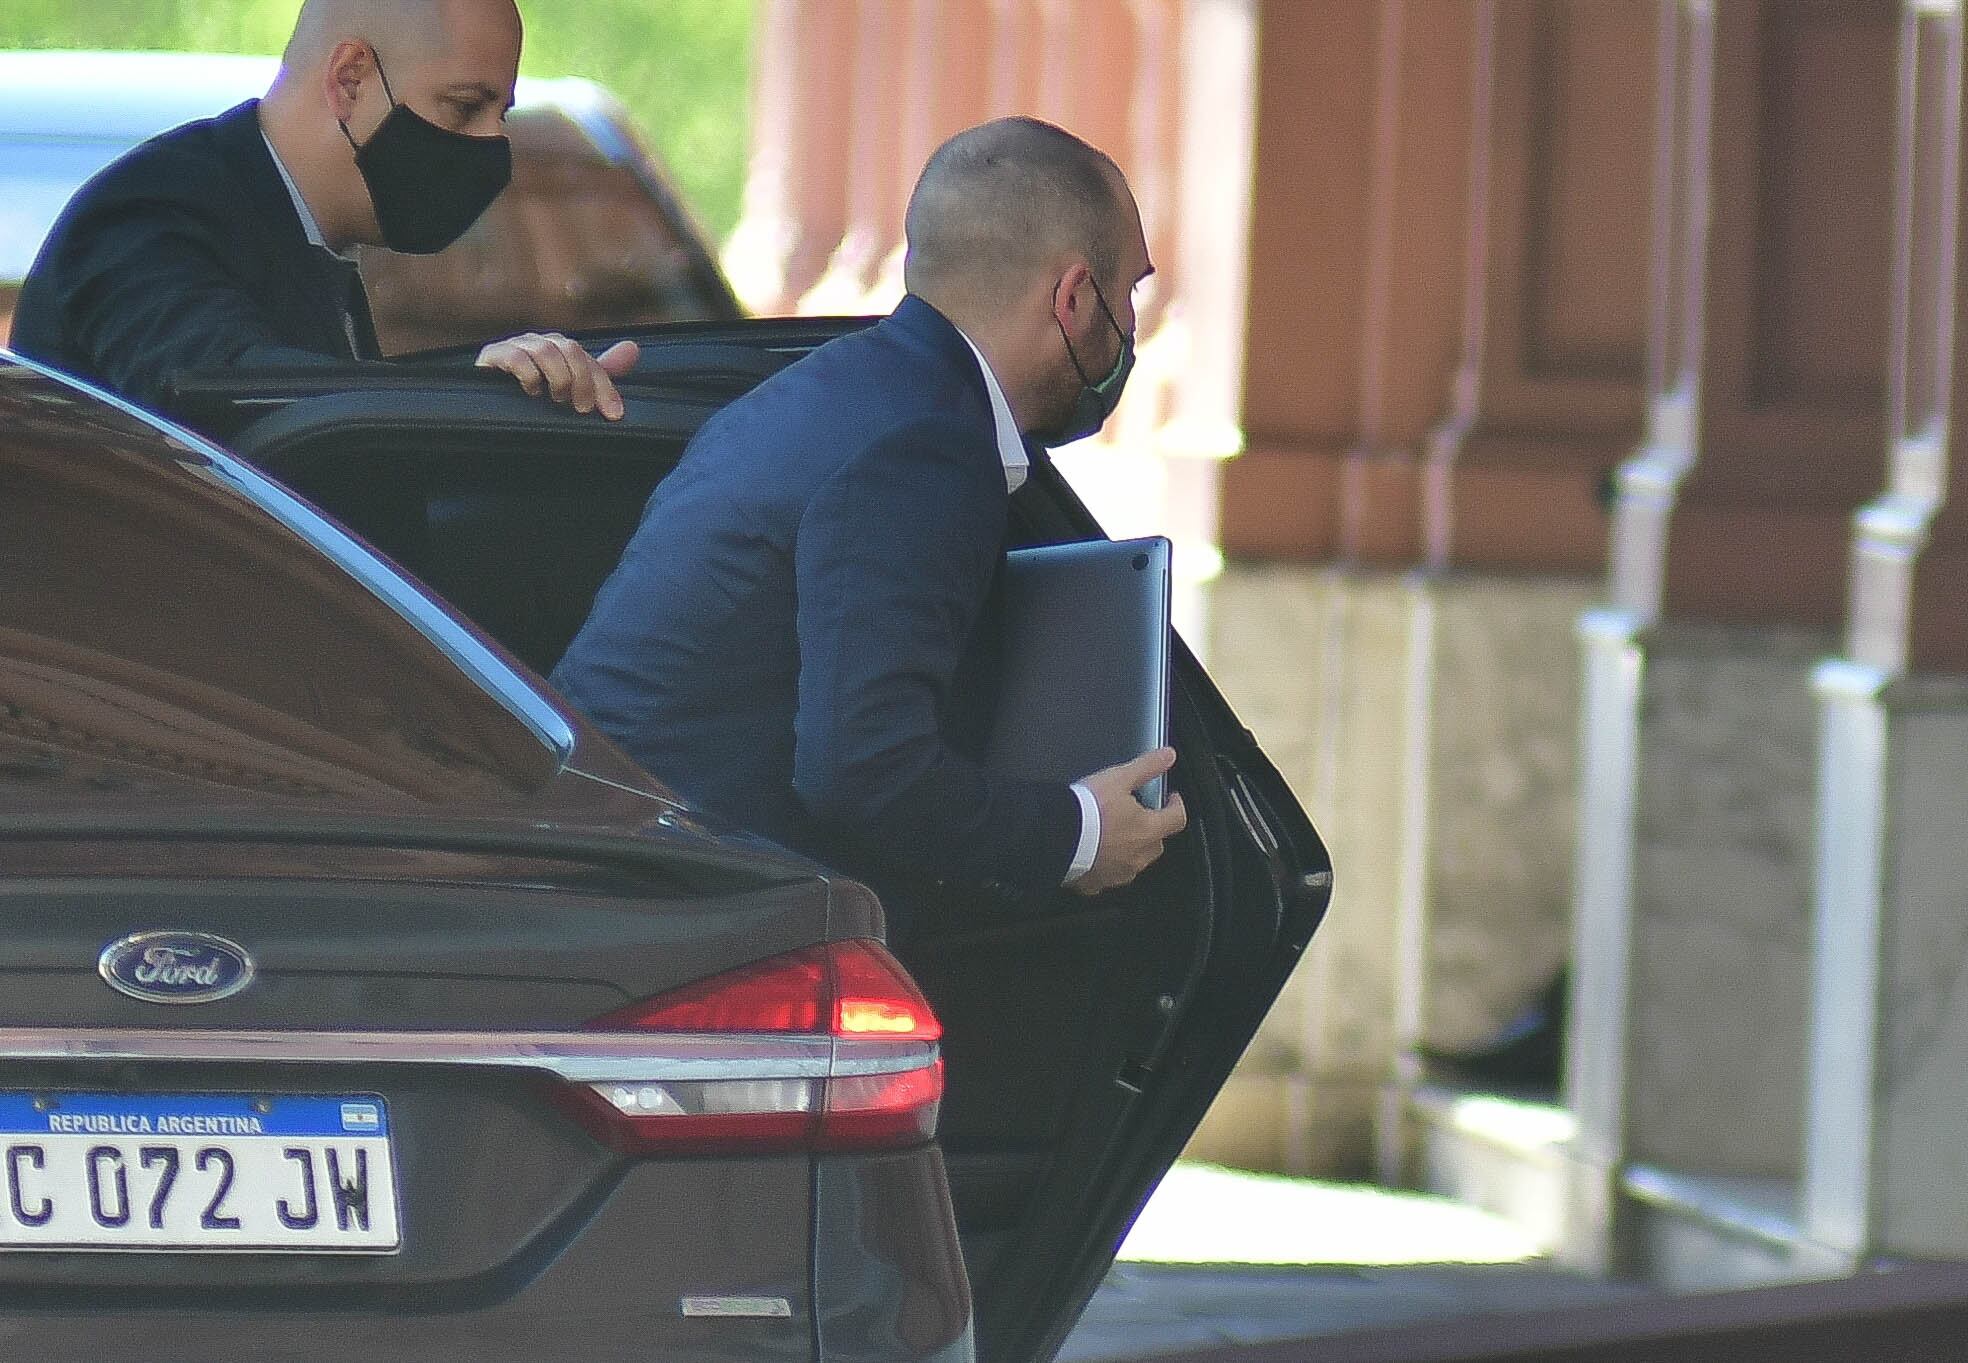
[563,940,943,1155]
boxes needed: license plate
[0,1092,400,1253]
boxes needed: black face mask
[1032,275,1137,448]
[338,51,512,255]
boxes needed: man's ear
[323,40,375,124]
[1051,262,1093,331]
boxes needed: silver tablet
[984,536,1172,808]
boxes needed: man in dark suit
[11,0,636,427]
[552,117,1187,915]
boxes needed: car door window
[0,362,566,812]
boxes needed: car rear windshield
[0,360,569,813]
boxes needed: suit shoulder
[671,319,998,503]
[860,410,998,463]
[803,326,991,434]
[56,111,251,233]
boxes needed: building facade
[726,0,1968,1277]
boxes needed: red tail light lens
[565,940,943,1155]
[819,1059,946,1151]
[598,939,940,1042]
[829,941,942,1040]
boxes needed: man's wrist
[1064,782,1101,884]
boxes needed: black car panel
[0,843,840,1308]
[0,869,834,1030]
[0,1156,815,1362]
[813,1149,973,1363]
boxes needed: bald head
[904,118,1131,305]
[281,0,519,73]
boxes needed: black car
[0,326,1331,1363]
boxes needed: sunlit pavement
[1117,1164,1545,1267]
[1060,1164,1652,1362]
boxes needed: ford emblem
[98,932,255,1005]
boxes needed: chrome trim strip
[562,761,687,811]
[828,1041,943,1077]
[0,1028,936,1083]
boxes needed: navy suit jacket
[552,295,1082,897]
[12,100,380,424]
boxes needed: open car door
[177,321,1333,1363]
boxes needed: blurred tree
[0,0,755,242]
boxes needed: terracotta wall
[1426,0,1654,571]
[725,1,1961,1190]
[1848,0,1968,675]
[1226,0,1653,575]
[724,0,1660,586]
[1608,0,1896,635]
[726,0,1204,329]
[723,0,1253,638]
[1796,0,1968,1270]
[1556,0,1968,1277]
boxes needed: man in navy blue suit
[552,117,1186,914]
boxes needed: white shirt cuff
[1064,782,1101,884]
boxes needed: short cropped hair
[903,117,1126,300]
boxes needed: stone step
[1619,1165,1850,1292]
[1410,1084,1858,1292]
[1410,1082,1577,1255]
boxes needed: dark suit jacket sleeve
[792,415,1083,892]
[51,202,338,415]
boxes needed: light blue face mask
[1034,275,1136,448]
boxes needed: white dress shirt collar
[955,327,1030,495]
[261,130,359,264]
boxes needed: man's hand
[1071,747,1188,896]
[474,334,641,419]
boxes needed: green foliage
[0,0,756,242]
[0,0,300,54]
[515,0,754,245]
